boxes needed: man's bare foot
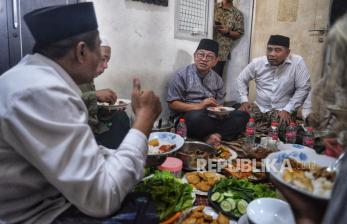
[205,133,222,146]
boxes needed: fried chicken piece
[207,176,219,186]
[191,210,204,218]
[186,172,201,185]
[198,172,208,180]
[159,144,175,152]
[217,213,229,224]
[196,217,205,224]
[203,213,213,221]
[195,181,211,192]
[182,217,196,224]
[193,206,205,212]
[203,172,216,178]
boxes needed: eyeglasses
[195,51,216,61]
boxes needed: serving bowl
[146,132,184,167]
[247,198,294,224]
[176,141,218,171]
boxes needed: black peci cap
[267,35,290,48]
[24,2,98,47]
[196,39,219,56]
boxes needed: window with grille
[175,0,211,41]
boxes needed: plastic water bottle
[285,122,297,144]
[267,122,279,150]
[303,127,314,148]
[245,118,256,147]
[268,122,279,141]
[176,118,187,139]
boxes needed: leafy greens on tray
[135,171,194,221]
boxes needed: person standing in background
[213,0,244,77]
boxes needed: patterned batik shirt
[213,2,244,61]
[167,64,226,105]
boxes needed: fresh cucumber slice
[233,209,242,217]
[237,199,248,214]
[211,192,221,202]
[217,194,224,203]
[225,198,236,210]
[223,192,234,197]
[220,200,232,212]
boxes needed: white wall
[92,0,201,119]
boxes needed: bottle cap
[158,157,183,172]
[271,122,279,126]
[306,127,313,132]
[179,118,185,122]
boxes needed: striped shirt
[237,54,311,113]
[167,64,225,104]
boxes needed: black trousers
[53,193,159,224]
[183,109,249,141]
[212,61,226,78]
[95,111,130,149]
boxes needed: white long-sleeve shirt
[0,54,148,224]
[237,54,311,113]
[302,91,312,120]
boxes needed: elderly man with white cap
[79,37,130,149]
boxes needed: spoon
[326,152,345,173]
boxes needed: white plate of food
[277,143,316,154]
[265,149,336,200]
[182,171,225,196]
[148,132,185,155]
[212,145,238,160]
[97,98,131,110]
[207,106,235,116]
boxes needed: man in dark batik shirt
[167,39,249,143]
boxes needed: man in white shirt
[0,3,161,224]
[237,35,311,124]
